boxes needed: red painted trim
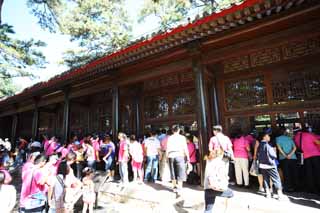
[2,0,265,103]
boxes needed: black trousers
[204,189,233,213]
[304,156,320,194]
[279,159,298,191]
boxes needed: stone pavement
[9,169,320,213]
[95,173,320,213]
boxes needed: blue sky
[2,0,158,90]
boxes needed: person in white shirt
[166,125,190,196]
[143,131,161,182]
[0,171,16,213]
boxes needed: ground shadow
[286,192,320,210]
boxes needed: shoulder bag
[216,136,233,162]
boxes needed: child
[258,131,286,200]
[82,167,95,213]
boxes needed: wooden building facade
[0,0,319,178]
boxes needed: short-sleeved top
[144,137,161,156]
[129,141,143,163]
[232,136,249,159]
[91,139,101,160]
[209,133,233,152]
[101,142,115,158]
[166,134,188,158]
[20,167,45,207]
[118,140,129,162]
[276,135,297,160]
[294,132,320,159]
[84,144,95,161]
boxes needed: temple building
[0,0,319,179]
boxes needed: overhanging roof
[0,0,317,107]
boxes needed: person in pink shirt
[45,137,58,157]
[209,126,233,156]
[42,135,49,153]
[294,129,320,194]
[118,132,129,184]
[232,131,250,187]
[20,154,49,211]
[91,135,101,165]
[129,135,144,183]
[187,135,197,165]
[208,125,233,185]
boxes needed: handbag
[249,160,259,176]
[296,132,304,166]
[24,171,47,212]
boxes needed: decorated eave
[0,0,313,106]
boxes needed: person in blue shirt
[101,135,116,181]
[276,127,298,192]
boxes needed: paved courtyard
[10,169,320,213]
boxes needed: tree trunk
[0,0,4,25]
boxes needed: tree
[58,0,132,67]
[0,24,46,99]
[26,0,63,33]
[1,0,132,68]
[139,0,244,30]
[139,0,191,30]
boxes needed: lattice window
[225,77,267,110]
[304,111,320,133]
[228,114,271,137]
[172,92,196,115]
[144,96,169,119]
[272,70,320,104]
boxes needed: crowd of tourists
[204,125,320,212]
[0,125,199,212]
[0,123,319,213]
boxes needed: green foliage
[26,0,63,33]
[140,0,244,30]
[57,0,132,67]
[0,24,47,98]
[139,0,191,30]
[0,77,18,98]
[27,0,133,68]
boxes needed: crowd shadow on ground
[230,184,320,210]
[286,192,320,209]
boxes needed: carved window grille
[144,96,169,119]
[172,92,196,115]
[272,70,320,104]
[225,77,267,110]
[228,114,271,137]
[304,111,320,133]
